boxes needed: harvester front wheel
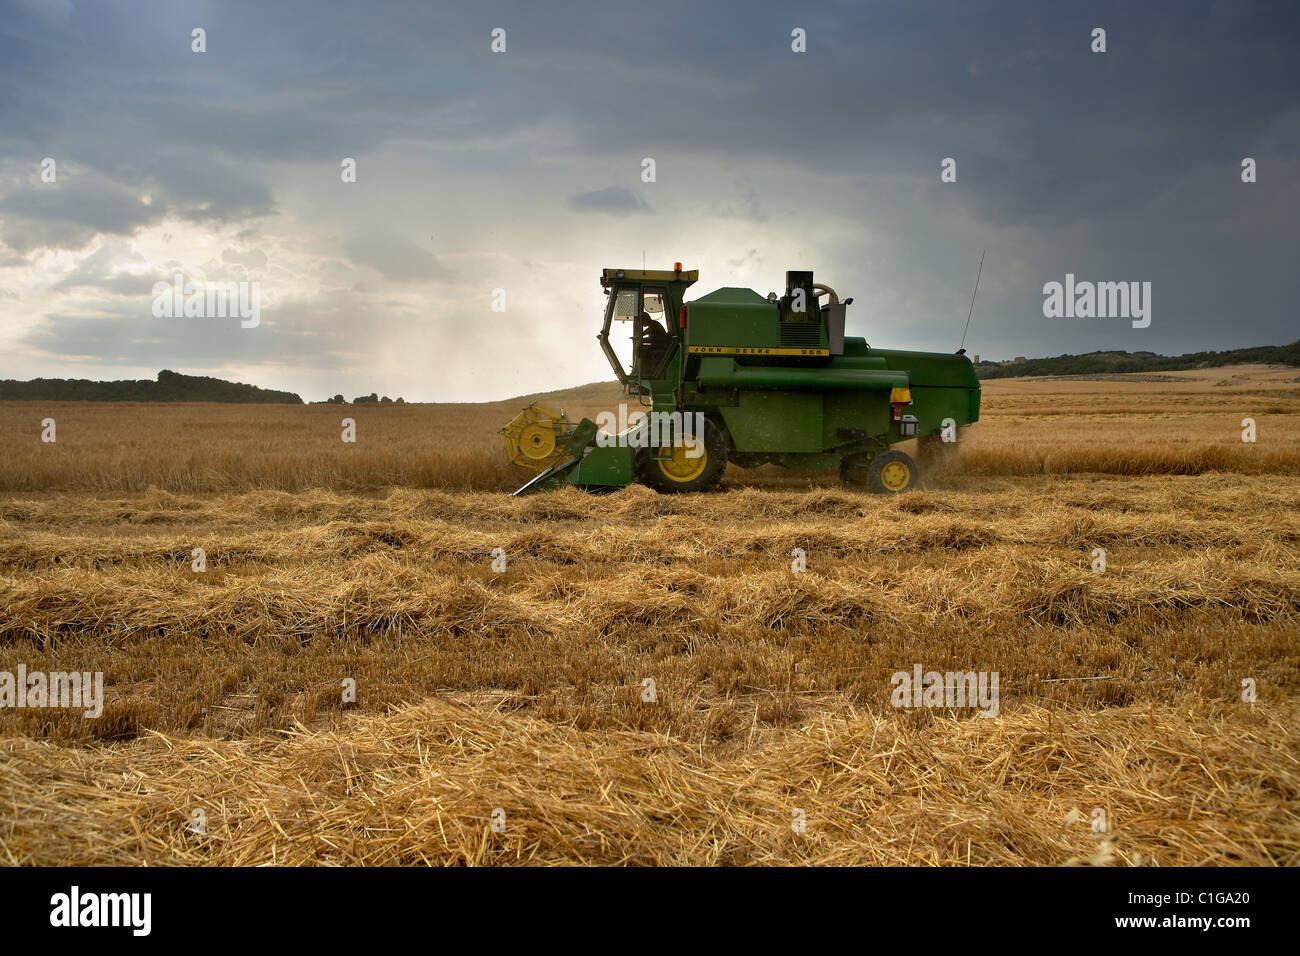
[636,417,727,493]
[841,449,918,494]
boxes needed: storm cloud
[0,0,1296,401]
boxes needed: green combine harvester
[501,265,980,495]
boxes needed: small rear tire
[840,449,918,494]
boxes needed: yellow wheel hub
[518,422,557,461]
[880,460,912,491]
[656,444,707,483]
[500,402,570,471]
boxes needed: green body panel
[717,391,823,453]
[822,388,890,452]
[685,335,976,461]
[685,288,778,347]
[517,267,982,493]
[568,438,635,486]
[686,286,830,353]
[852,343,981,389]
[695,355,908,391]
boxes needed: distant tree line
[977,341,1300,380]
[0,369,303,403]
[322,393,405,404]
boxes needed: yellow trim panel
[689,346,830,356]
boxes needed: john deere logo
[689,346,828,356]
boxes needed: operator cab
[598,266,698,389]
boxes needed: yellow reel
[500,402,571,471]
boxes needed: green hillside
[977,341,1300,379]
[0,369,303,403]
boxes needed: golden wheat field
[1,365,1298,866]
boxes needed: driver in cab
[639,310,673,371]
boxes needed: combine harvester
[501,265,980,495]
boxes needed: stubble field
[1,366,1298,865]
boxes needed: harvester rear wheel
[840,449,918,494]
[636,417,727,493]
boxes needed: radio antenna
[959,249,984,354]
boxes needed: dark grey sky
[1,0,1296,401]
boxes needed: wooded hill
[0,369,303,403]
[977,341,1300,379]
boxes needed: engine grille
[779,322,823,347]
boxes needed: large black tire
[840,448,919,494]
[636,416,727,493]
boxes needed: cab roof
[600,267,699,287]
